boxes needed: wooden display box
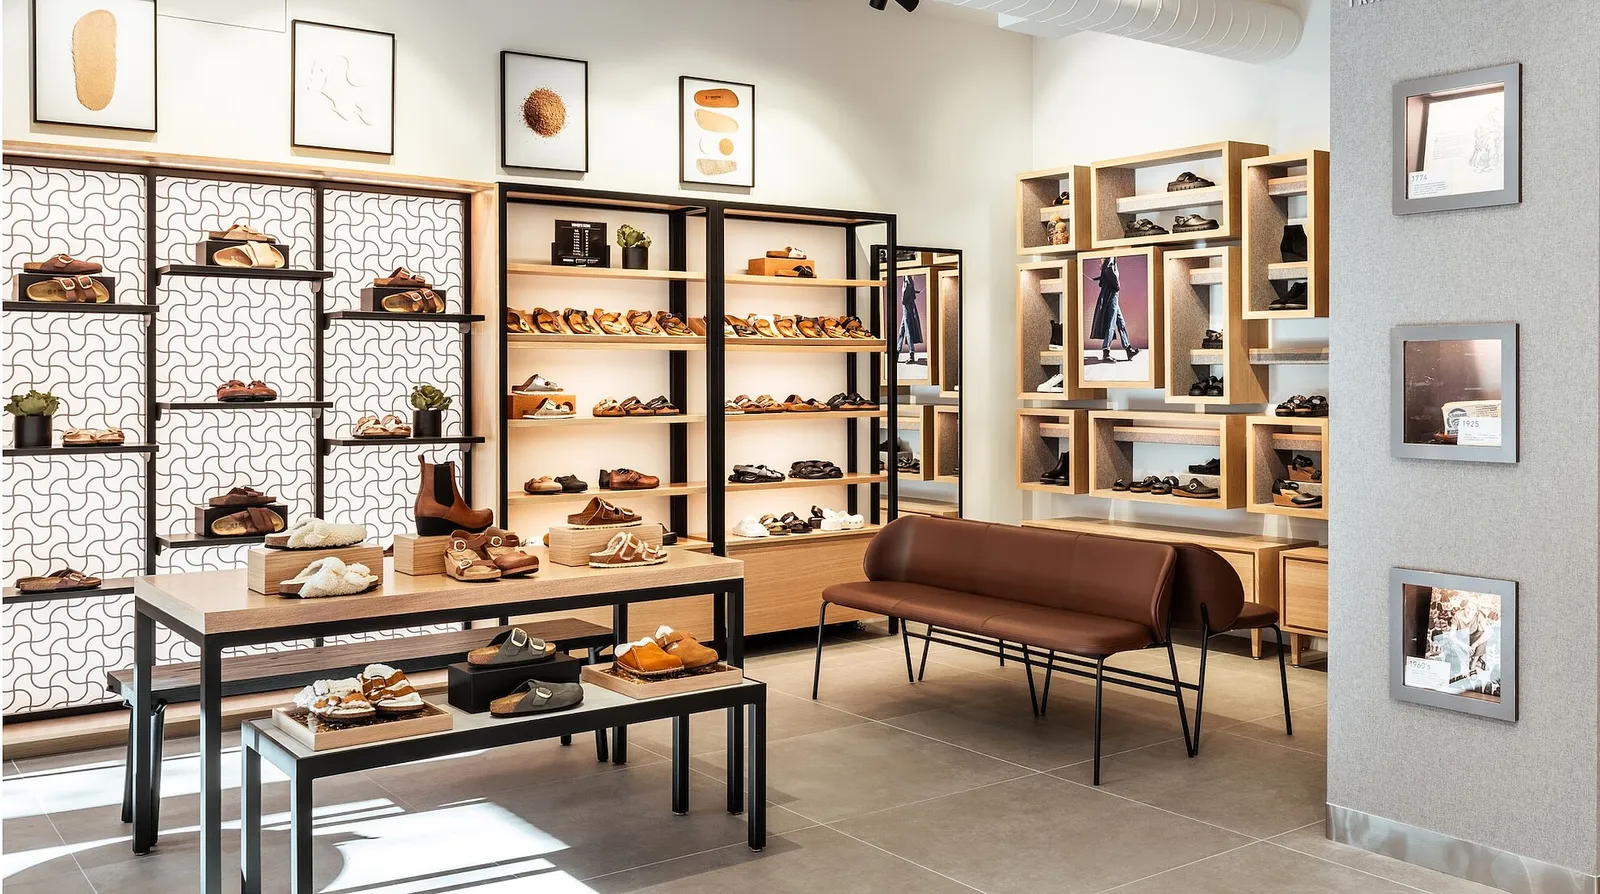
[271,702,452,751]
[1087,410,1246,509]
[1017,408,1087,495]
[393,533,452,576]
[246,543,384,595]
[1016,260,1101,400]
[507,392,576,420]
[745,257,815,277]
[581,661,743,699]
[1016,165,1090,255]
[193,239,293,268]
[936,267,961,397]
[547,522,664,567]
[360,285,450,312]
[933,405,960,483]
[1163,246,1267,406]
[1089,141,1269,249]
[446,654,582,713]
[1279,546,1328,666]
[886,404,934,481]
[1242,151,1329,320]
[193,503,287,537]
[1245,415,1329,520]
[12,272,118,302]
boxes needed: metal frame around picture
[1392,63,1521,215]
[500,50,589,174]
[30,0,158,133]
[1389,567,1517,722]
[1390,322,1517,464]
[679,76,756,189]
[289,19,397,156]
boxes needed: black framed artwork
[680,76,755,188]
[290,20,396,155]
[500,51,589,173]
[31,0,158,132]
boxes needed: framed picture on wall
[887,267,937,386]
[291,20,395,155]
[1393,63,1521,214]
[1390,323,1518,463]
[680,76,755,188]
[1076,247,1164,389]
[1390,568,1517,722]
[31,0,157,132]
[501,51,588,173]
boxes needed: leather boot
[415,456,493,535]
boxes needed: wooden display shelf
[884,404,933,481]
[884,497,960,519]
[508,482,709,503]
[1017,408,1087,495]
[1163,246,1267,407]
[1245,415,1329,520]
[1280,546,1329,666]
[726,523,882,550]
[1038,277,1064,293]
[3,577,136,604]
[323,311,483,325]
[4,442,158,457]
[1188,347,1329,366]
[1090,140,1269,249]
[508,413,707,427]
[727,473,884,493]
[1017,260,1100,401]
[1088,410,1246,509]
[508,333,706,351]
[1243,151,1328,320]
[727,409,885,422]
[155,265,332,283]
[3,301,156,315]
[505,263,706,283]
[933,405,960,483]
[1016,165,1091,255]
[724,273,879,289]
[726,337,885,353]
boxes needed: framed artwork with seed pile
[501,51,589,174]
[681,76,755,188]
[31,0,158,132]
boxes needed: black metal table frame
[132,576,746,894]
[240,678,767,893]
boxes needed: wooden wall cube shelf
[1017,408,1087,495]
[1017,260,1104,401]
[1090,141,1270,249]
[888,404,935,481]
[246,543,385,595]
[937,267,961,397]
[1016,165,1090,255]
[933,405,960,483]
[1087,410,1246,509]
[1245,415,1329,520]
[1163,246,1267,406]
[1279,545,1328,666]
[1242,150,1329,320]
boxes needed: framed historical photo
[501,51,588,173]
[1076,247,1164,390]
[887,267,937,386]
[1391,323,1517,464]
[1394,63,1521,214]
[1390,568,1517,722]
[291,20,395,155]
[680,76,755,188]
[31,0,157,132]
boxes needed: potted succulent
[617,224,652,270]
[408,385,452,439]
[5,389,61,449]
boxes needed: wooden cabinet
[1279,546,1328,666]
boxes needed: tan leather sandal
[212,507,286,537]
[25,275,110,303]
[531,307,566,334]
[208,224,277,242]
[214,241,284,269]
[627,310,664,336]
[373,266,428,288]
[444,532,503,582]
[593,309,632,335]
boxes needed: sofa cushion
[823,582,1037,630]
[981,608,1155,657]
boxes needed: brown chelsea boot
[414,456,493,535]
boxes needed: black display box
[192,239,293,268]
[12,272,118,303]
[447,653,582,714]
[193,503,288,537]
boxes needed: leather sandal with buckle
[469,627,557,667]
[444,532,503,582]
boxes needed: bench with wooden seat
[108,617,613,832]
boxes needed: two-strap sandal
[627,310,664,336]
[352,414,411,439]
[525,397,575,418]
[381,289,444,313]
[445,532,503,582]
[62,427,124,445]
[212,506,286,537]
[512,374,562,394]
[295,679,375,724]
[724,315,759,338]
[469,627,557,667]
[1123,218,1168,238]
[589,531,667,568]
[1172,214,1219,233]
[783,394,830,412]
[360,664,426,714]
[278,557,379,598]
[373,267,429,288]
[214,241,285,269]
[217,379,277,402]
[565,497,642,529]
[490,680,584,717]
[728,464,784,484]
[25,274,110,303]
[24,253,103,274]
[265,517,368,550]
[14,568,102,593]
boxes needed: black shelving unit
[3,301,157,315]
[3,443,159,457]
[156,401,334,414]
[154,265,333,284]
[323,435,486,451]
[2,578,137,605]
[157,532,268,551]
[321,310,484,327]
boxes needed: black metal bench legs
[1190,606,1291,756]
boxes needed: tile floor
[1,624,1504,893]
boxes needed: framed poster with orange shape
[31,0,157,132]
[681,76,755,188]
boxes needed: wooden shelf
[4,301,155,315]
[727,409,885,422]
[1267,175,1308,197]
[505,263,705,283]
[727,337,885,353]
[1268,432,1324,451]
[156,265,332,283]
[1244,151,1328,320]
[725,523,881,550]
[1163,246,1266,407]
[1189,267,1225,286]
[1035,204,1074,222]
[1088,410,1246,509]
[3,577,136,605]
[1017,408,1087,496]
[724,273,879,289]
[727,473,884,493]
[1039,278,1064,293]
[1246,415,1329,521]
[509,482,709,503]
[1017,165,1090,254]
[1037,422,1073,439]
[508,333,706,351]
[4,442,158,457]
[1111,425,1222,447]
[1114,185,1226,215]
[1267,262,1308,281]
[885,497,960,518]
[508,413,706,427]
[324,311,483,325]
[1189,347,1329,366]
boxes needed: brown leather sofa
[813,517,1292,783]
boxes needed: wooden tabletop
[135,547,743,636]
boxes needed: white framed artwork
[291,20,395,155]
[680,76,754,188]
[501,51,589,173]
[31,0,157,132]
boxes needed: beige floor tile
[767,651,1036,721]
[362,736,662,809]
[0,871,96,894]
[1225,704,1325,756]
[1107,841,1416,893]
[1271,823,1509,894]
[625,689,868,757]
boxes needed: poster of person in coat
[893,269,933,384]
[1080,252,1152,384]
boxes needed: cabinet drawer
[1283,557,1328,634]
[1218,550,1256,605]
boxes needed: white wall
[2,0,1033,521]
[1018,0,1331,538]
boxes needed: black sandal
[1112,479,1130,492]
[1296,395,1328,417]
[1200,330,1223,349]
[1129,476,1157,494]
[1276,395,1306,417]
[1167,171,1216,191]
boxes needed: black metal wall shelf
[157,400,333,414]
[3,301,157,315]
[322,310,484,328]
[157,532,266,551]
[4,443,160,457]
[322,435,486,452]
[3,578,137,605]
[154,265,333,284]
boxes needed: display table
[131,548,746,894]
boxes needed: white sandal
[359,663,426,714]
[294,678,377,722]
[512,374,562,394]
[279,557,379,598]
[265,517,369,550]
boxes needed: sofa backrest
[1166,544,1246,632]
[863,517,1177,638]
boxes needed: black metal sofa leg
[917,626,934,682]
[1273,624,1293,736]
[811,602,829,700]
[900,622,915,684]
[1020,644,1039,717]
[1040,651,1055,716]
[1092,658,1106,785]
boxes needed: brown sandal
[796,317,824,338]
[618,396,655,417]
[593,309,632,335]
[207,224,276,242]
[627,310,664,336]
[531,307,566,335]
[723,315,758,338]
[212,506,286,536]
[14,568,102,593]
[25,275,110,304]
[783,394,829,412]
[592,399,626,418]
[383,289,443,314]
[773,316,800,338]
[563,308,599,335]
[505,308,533,333]
[820,317,850,339]
[656,311,695,337]
[210,486,276,507]
[23,254,103,275]
[373,266,429,288]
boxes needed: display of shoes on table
[296,678,376,723]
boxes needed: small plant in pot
[5,389,61,449]
[617,224,652,270]
[408,385,452,439]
